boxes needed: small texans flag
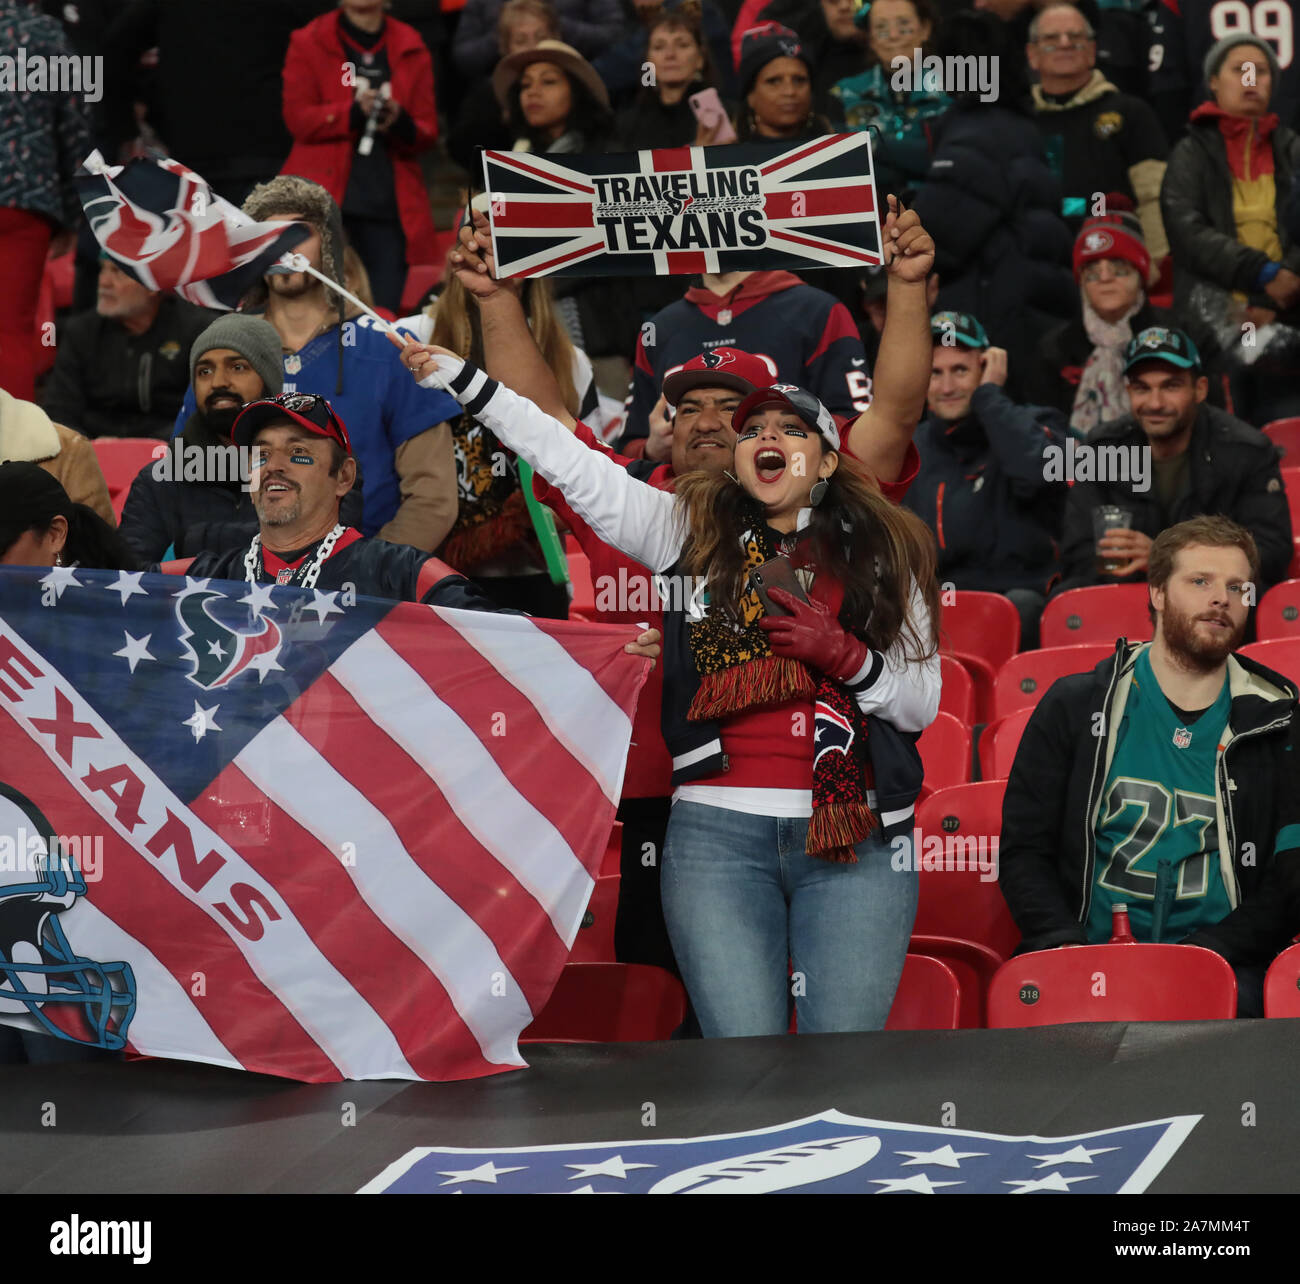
[0,567,647,1081]
[482,134,881,279]
[359,1109,1200,1193]
[76,151,309,311]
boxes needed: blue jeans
[661,801,918,1038]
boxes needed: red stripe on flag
[493,200,594,229]
[769,228,882,264]
[760,135,847,176]
[0,719,340,1080]
[665,251,709,274]
[277,671,575,1018]
[375,617,621,877]
[511,240,606,276]
[652,148,693,172]
[489,154,594,194]
[191,759,504,1081]
[763,186,872,220]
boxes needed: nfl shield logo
[1172,727,1192,749]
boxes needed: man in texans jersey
[999,515,1300,1016]
[182,391,662,665]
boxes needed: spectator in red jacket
[281,0,440,313]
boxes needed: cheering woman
[400,344,940,1038]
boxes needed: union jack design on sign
[76,151,310,311]
[482,134,881,279]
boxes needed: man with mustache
[1057,326,1292,593]
[118,316,363,564]
[1000,516,1300,1016]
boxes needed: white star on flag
[306,589,343,623]
[207,639,227,659]
[239,581,277,618]
[106,570,148,605]
[896,1144,988,1168]
[1025,1145,1119,1168]
[183,701,221,741]
[247,649,284,681]
[565,1155,656,1181]
[114,632,155,673]
[870,1173,963,1193]
[1005,1171,1097,1193]
[171,576,213,602]
[437,1161,527,1186]
[39,566,82,600]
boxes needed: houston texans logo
[176,591,284,690]
[663,193,695,217]
[813,703,854,768]
[700,349,735,370]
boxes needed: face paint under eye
[290,453,315,465]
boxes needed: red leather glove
[758,587,870,683]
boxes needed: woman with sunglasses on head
[400,339,940,1039]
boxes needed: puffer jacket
[913,102,1078,399]
[1000,639,1300,966]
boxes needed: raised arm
[405,349,684,574]
[843,199,935,485]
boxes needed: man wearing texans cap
[905,310,1071,647]
[1058,325,1292,593]
[180,389,663,668]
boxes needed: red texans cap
[232,392,353,455]
[661,347,777,407]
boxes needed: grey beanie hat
[1204,33,1281,87]
[190,315,284,397]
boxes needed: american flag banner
[360,1110,1201,1193]
[0,567,648,1081]
[481,134,881,279]
[75,151,310,311]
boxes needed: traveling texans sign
[482,134,881,279]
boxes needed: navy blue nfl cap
[930,311,990,350]
[734,383,840,451]
[1124,326,1202,374]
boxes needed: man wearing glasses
[1027,1,1170,264]
[180,390,663,662]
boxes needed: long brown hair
[429,273,581,415]
[674,452,940,660]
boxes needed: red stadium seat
[986,944,1237,1026]
[913,781,1020,961]
[567,548,595,619]
[948,652,996,724]
[978,706,1035,781]
[1263,942,1300,1017]
[400,263,441,313]
[1263,417,1300,463]
[1257,580,1300,641]
[92,438,166,521]
[908,935,1002,1028]
[567,875,618,964]
[1284,468,1300,527]
[159,558,195,575]
[917,711,972,794]
[884,954,961,1030]
[1039,583,1153,648]
[992,643,1114,720]
[600,821,622,877]
[941,590,1021,669]
[520,963,687,1042]
[1240,639,1300,686]
[939,653,975,726]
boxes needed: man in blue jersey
[999,515,1300,1015]
[170,176,461,552]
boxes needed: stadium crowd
[3,0,1300,1063]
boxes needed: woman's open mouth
[755,447,786,483]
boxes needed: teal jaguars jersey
[1088,649,1235,943]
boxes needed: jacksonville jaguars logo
[176,588,284,690]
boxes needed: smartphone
[750,556,810,616]
[689,89,737,145]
